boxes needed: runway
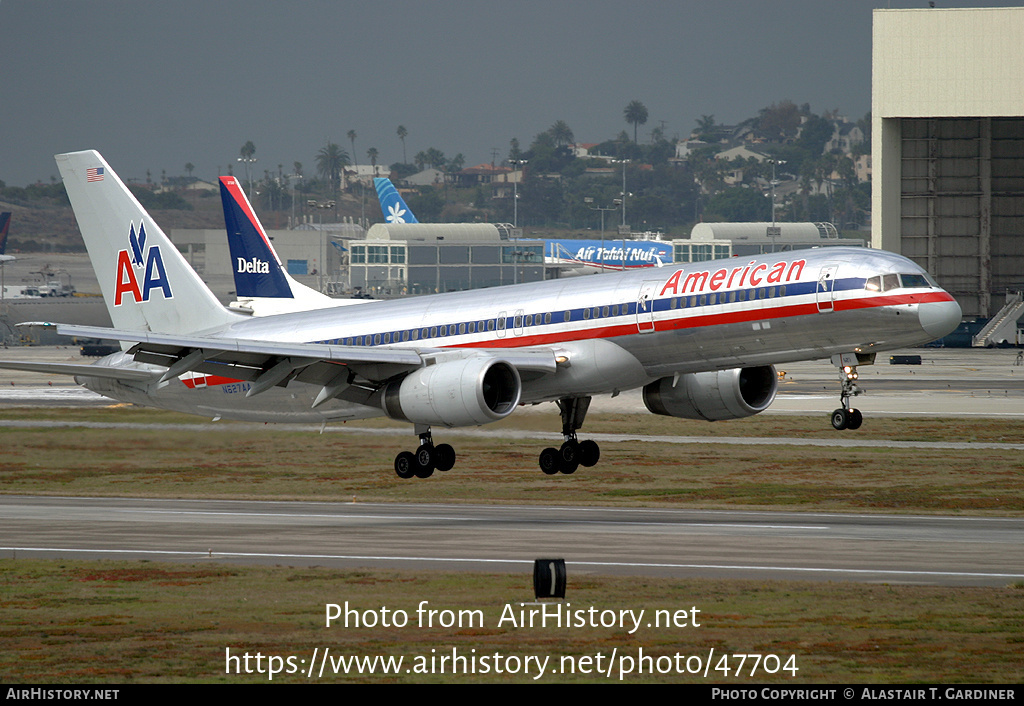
[2,495,1021,587]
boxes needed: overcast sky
[2,0,1019,186]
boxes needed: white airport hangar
[872,6,1024,337]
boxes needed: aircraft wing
[54,324,558,397]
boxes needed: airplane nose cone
[919,298,962,339]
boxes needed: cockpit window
[866,272,936,292]
[899,273,931,288]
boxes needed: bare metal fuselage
[78,247,960,424]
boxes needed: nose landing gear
[829,352,872,430]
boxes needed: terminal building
[673,222,864,263]
[348,222,544,295]
[872,6,1024,338]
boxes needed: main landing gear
[394,425,455,479]
[539,397,601,475]
[391,397,604,479]
[829,353,870,431]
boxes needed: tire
[578,439,600,467]
[831,408,849,430]
[559,458,579,475]
[394,451,416,479]
[414,445,435,477]
[539,448,561,475]
[434,443,456,472]
[559,440,580,465]
[847,408,863,430]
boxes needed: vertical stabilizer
[55,151,241,334]
[218,176,349,314]
[374,178,419,224]
[0,213,11,255]
[219,176,293,299]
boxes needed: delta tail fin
[374,178,418,224]
[0,212,11,255]
[219,176,293,299]
[55,151,241,334]
[218,176,354,315]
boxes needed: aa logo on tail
[114,222,173,305]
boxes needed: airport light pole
[767,158,785,252]
[612,159,630,228]
[509,159,527,228]
[237,157,257,199]
[585,197,617,270]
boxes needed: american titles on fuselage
[660,258,805,297]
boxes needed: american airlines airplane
[0,151,962,479]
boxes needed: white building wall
[872,7,1024,252]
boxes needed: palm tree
[316,142,349,195]
[397,125,408,164]
[367,147,379,176]
[347,130,357,168]
[238,140,256,195]
[549,120,574,147]
[623,100,648,144]
[424,147,446,170]
[696,114,716,135]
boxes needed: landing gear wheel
[831,408,849,430]
[847,408,863,430]
[539,447,561,475]
[578,439,600,467]
[434,443,456,472]
[394,451,416,479]
[558,441,580,475]
[414,445,435,477]
[559,439,580,466]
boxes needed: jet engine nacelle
[642,365,777,421]
[382,357,521,427]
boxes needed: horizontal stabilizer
[0,360,157,381]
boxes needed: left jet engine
[382,356,521,427]
[642,365,777,421]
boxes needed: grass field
[2,560,1022,683]
[1,406,1022,683]
[1,407,1021,514]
